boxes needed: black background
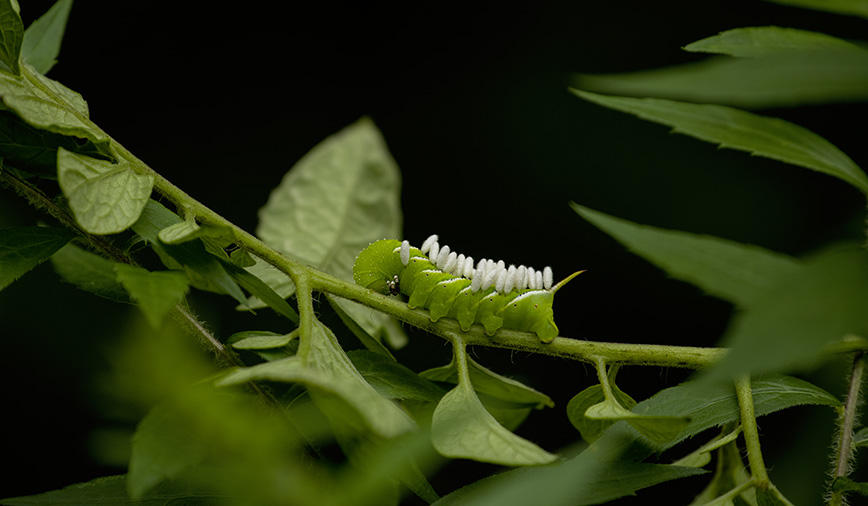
[2,1,867,504]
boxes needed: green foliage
[1,1,867,505]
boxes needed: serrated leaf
[831,476,868,496]
[421,356,553,410]
[0,226,73,290]
[21,0,72,74]
[573,50,868,108]
[763,0,868,19]
[571,204,802,308]
[348,350,445,402]
[0,0,23,75]
[704,246,868,381]
[570,90,868,195]
[567,384,637,443]
[255,117,403,342]
[50,243,129,302]
[114,264,188,329]
[684,26,865,57]
[431,381,557,466]
[57,148,153,234]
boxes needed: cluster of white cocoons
[399,234,553,294]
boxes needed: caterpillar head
[353,239,405,295]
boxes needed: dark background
[2,1,867,504]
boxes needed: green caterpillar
[353,234,582,343]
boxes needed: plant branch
[829,351,866,506]
[736,375,769,489]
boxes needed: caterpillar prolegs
[352,235,583,343]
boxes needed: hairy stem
[829,352,866,506]
[736,375,769,489]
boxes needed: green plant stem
[829,351,866,506]
[736,375,769,489]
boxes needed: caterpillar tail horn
[551,270,585,294]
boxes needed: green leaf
[50,243,129,302]
[114,264,188,329]
[592,375,840,457]
[0,109,112,177]
[431,381,557,466]
[239,255,295,308]
[684,26,865,57]
[854,426,868,448]
[831,476,868,496]
[570,90,868,195]
[0,226,73,290]
[584,398,690,446]
[220,259,299,322]
[705,246,868,382]
[0,474,221,506]
[57,148,154,234]
[571,204,803,308]
[348,350,446,402]
[573,50,868,108]
[157,219,234,246]
[567,384,637,443]
[326,294,395,359]
[21,0,72,74]
[230,331,295,350]
[217,350,414,439]
[255,117,404,342]
[421,356,553,410]
[0,0,23,75]
[763,0,868,19]
[131,201,248,305]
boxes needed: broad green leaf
[567,384,637,443]
[128,388,316,504]
[0,474,220,506]
[230,331,295,350]
[432,437,704,506]
[50,243,129,302]
[855,426,868,448]
[688,440,756,506]
[590,375,840,460]
[220,259,299,322]
[573,50,868,108]
[21,0,72,74]
[131,201,248,305]
[348,350,445,402]
[705,246,868,382]
[303,320,414,437]
[239,255,295,308]
[571,204,802,308]
[431,381,557,465]
[217,352,414,439]
[255,117,404,343]
[157,219,234,246]
[763,0,868,19]
[114,264,188,329]
[422,356,553,409]
[327,294,395,359]
[57,148,154,234]
[0,109,112,177]
[584,398,690,446]
[684,27,865,57]
[0,226,73,290]
[831,476,868,496]
[0,0,22,75]
[0,67,104,143]
[570,90,868,195]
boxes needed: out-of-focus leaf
[327,294,395,359]
[0,226,72,290]
[50,243,129,302]
[21,0,72,74]
[762,0,868,19]
[704,246,868,382]
[573,50,868,108]
[114,264,188,329]
[569,92,868,195]
[348,350,445,402]
[854,426,868,448]
[684,26,865,57]
[0,0,23,75]
[831,476,868,496]
[571,204,802,308]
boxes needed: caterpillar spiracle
[352,234,583,343]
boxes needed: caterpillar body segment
[352,236,581,343]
